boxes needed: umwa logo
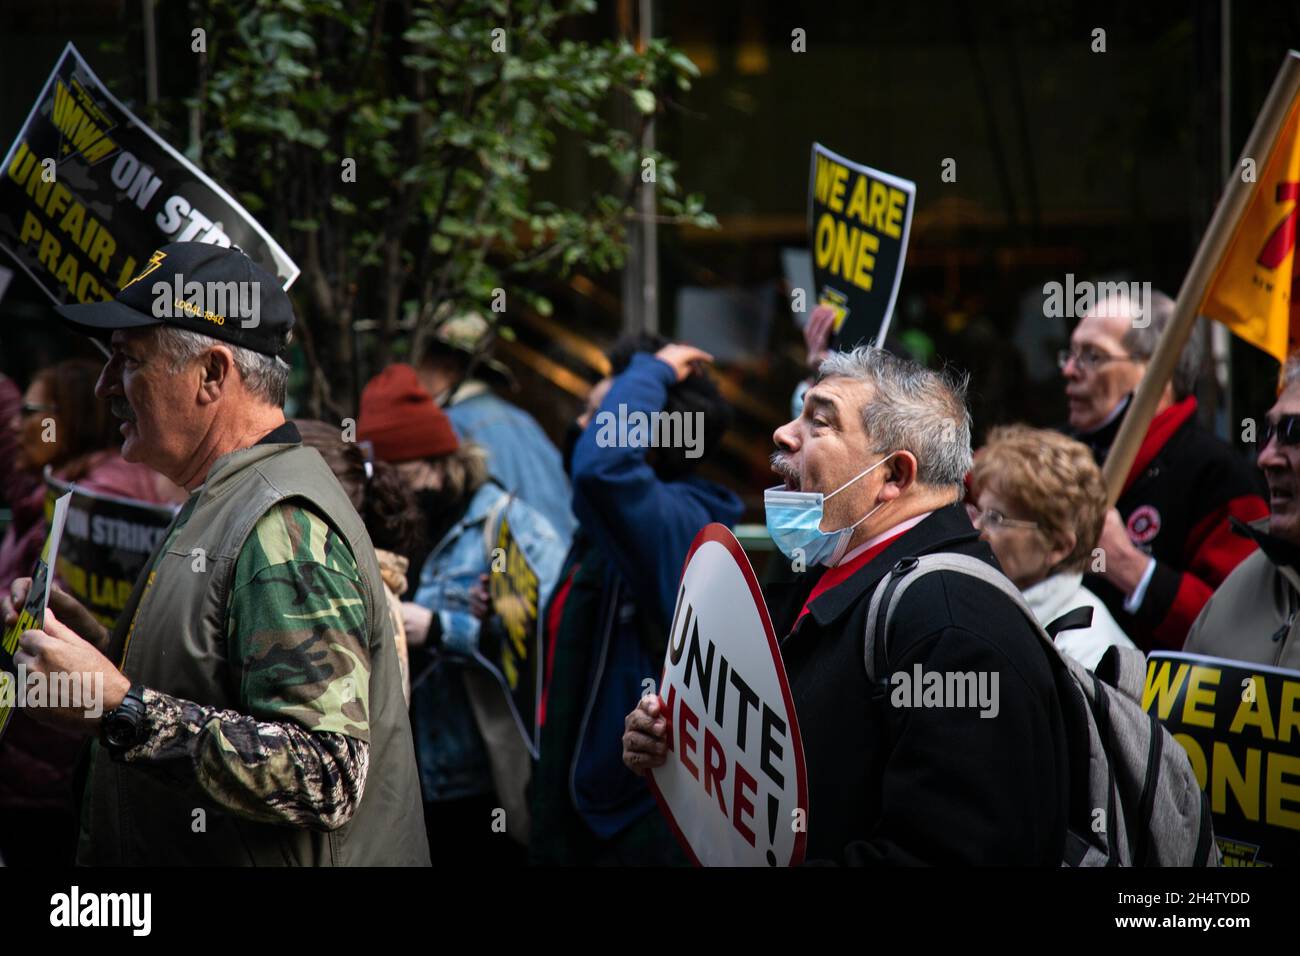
[50,886,151,936]
[51,78,118,165]
[1042,274,1153,328]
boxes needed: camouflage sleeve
[120,502,376,829]
[122,687,370,830]
[228,502,372,740]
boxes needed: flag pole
[1102,50,1300,507]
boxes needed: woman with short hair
[969,425,1137,670]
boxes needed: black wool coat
[764,502,1072,865]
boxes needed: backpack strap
[1046,606,1093,639]
[864,557,919,680]
[864,552,1058,682]
[1085,672,1123,865]
[1132,709,1164,866]
[862,553,1135,864]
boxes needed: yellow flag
[1201,94,1300,364]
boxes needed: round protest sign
[648,523,808,867]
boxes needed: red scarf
[790,527,912,632]
[1122,396,1197,496]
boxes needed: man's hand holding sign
[625,523,808,867]
[0,489,125,739]
[4,581,127,733]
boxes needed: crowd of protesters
[0,240,1291,866]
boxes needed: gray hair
[816,346,973,490]
[153,326,290,407]
[1118,289,1204,400]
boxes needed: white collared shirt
[835,511,933,567]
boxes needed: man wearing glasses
[1185,361,1300,668]
[1059,288,1267,652]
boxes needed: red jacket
[1079,396,1268,652]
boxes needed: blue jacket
[566,353,743,838]
[446,383,578,541]
[411,481,567,802]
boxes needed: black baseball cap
[54,241,295,357]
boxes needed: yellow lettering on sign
[828,219,857,281]
[812,154,839,206]
[51,80,118,164]
[1279,681,1300,744]
[1230,675,1276,740]
[851,231,879,291]
[1182,665,1221,728]
[1267,752,1300,831]
[827,164,849,213]
[884,187,907,238]
[865,179,889,232]
[90,574,134,613]
[845,174,869,224]
[1211,740,1259,822]
[487,517,540,693]
[57,558,87,600]
[812,218,877,294]
[1142,660,1189,718]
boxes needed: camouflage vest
[78,441,430,865]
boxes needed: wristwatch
[101,683,148,753]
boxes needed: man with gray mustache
[624,346,1072,864]
[0,241,429,866]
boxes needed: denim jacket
[410,480,568,802]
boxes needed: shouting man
[624,347,1071,864]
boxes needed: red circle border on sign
[645,522,809,868]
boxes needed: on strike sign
[648,524,808,867]
[0,43,299,307]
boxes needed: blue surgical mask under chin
[764,453,897,568]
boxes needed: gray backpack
[864,553,1220,867]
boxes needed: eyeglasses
[1263,414,1300,447]
[966,503,1040,532]
[20,402,57,416]
[1056,349,1137,373]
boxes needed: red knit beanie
[357,363,459,463]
